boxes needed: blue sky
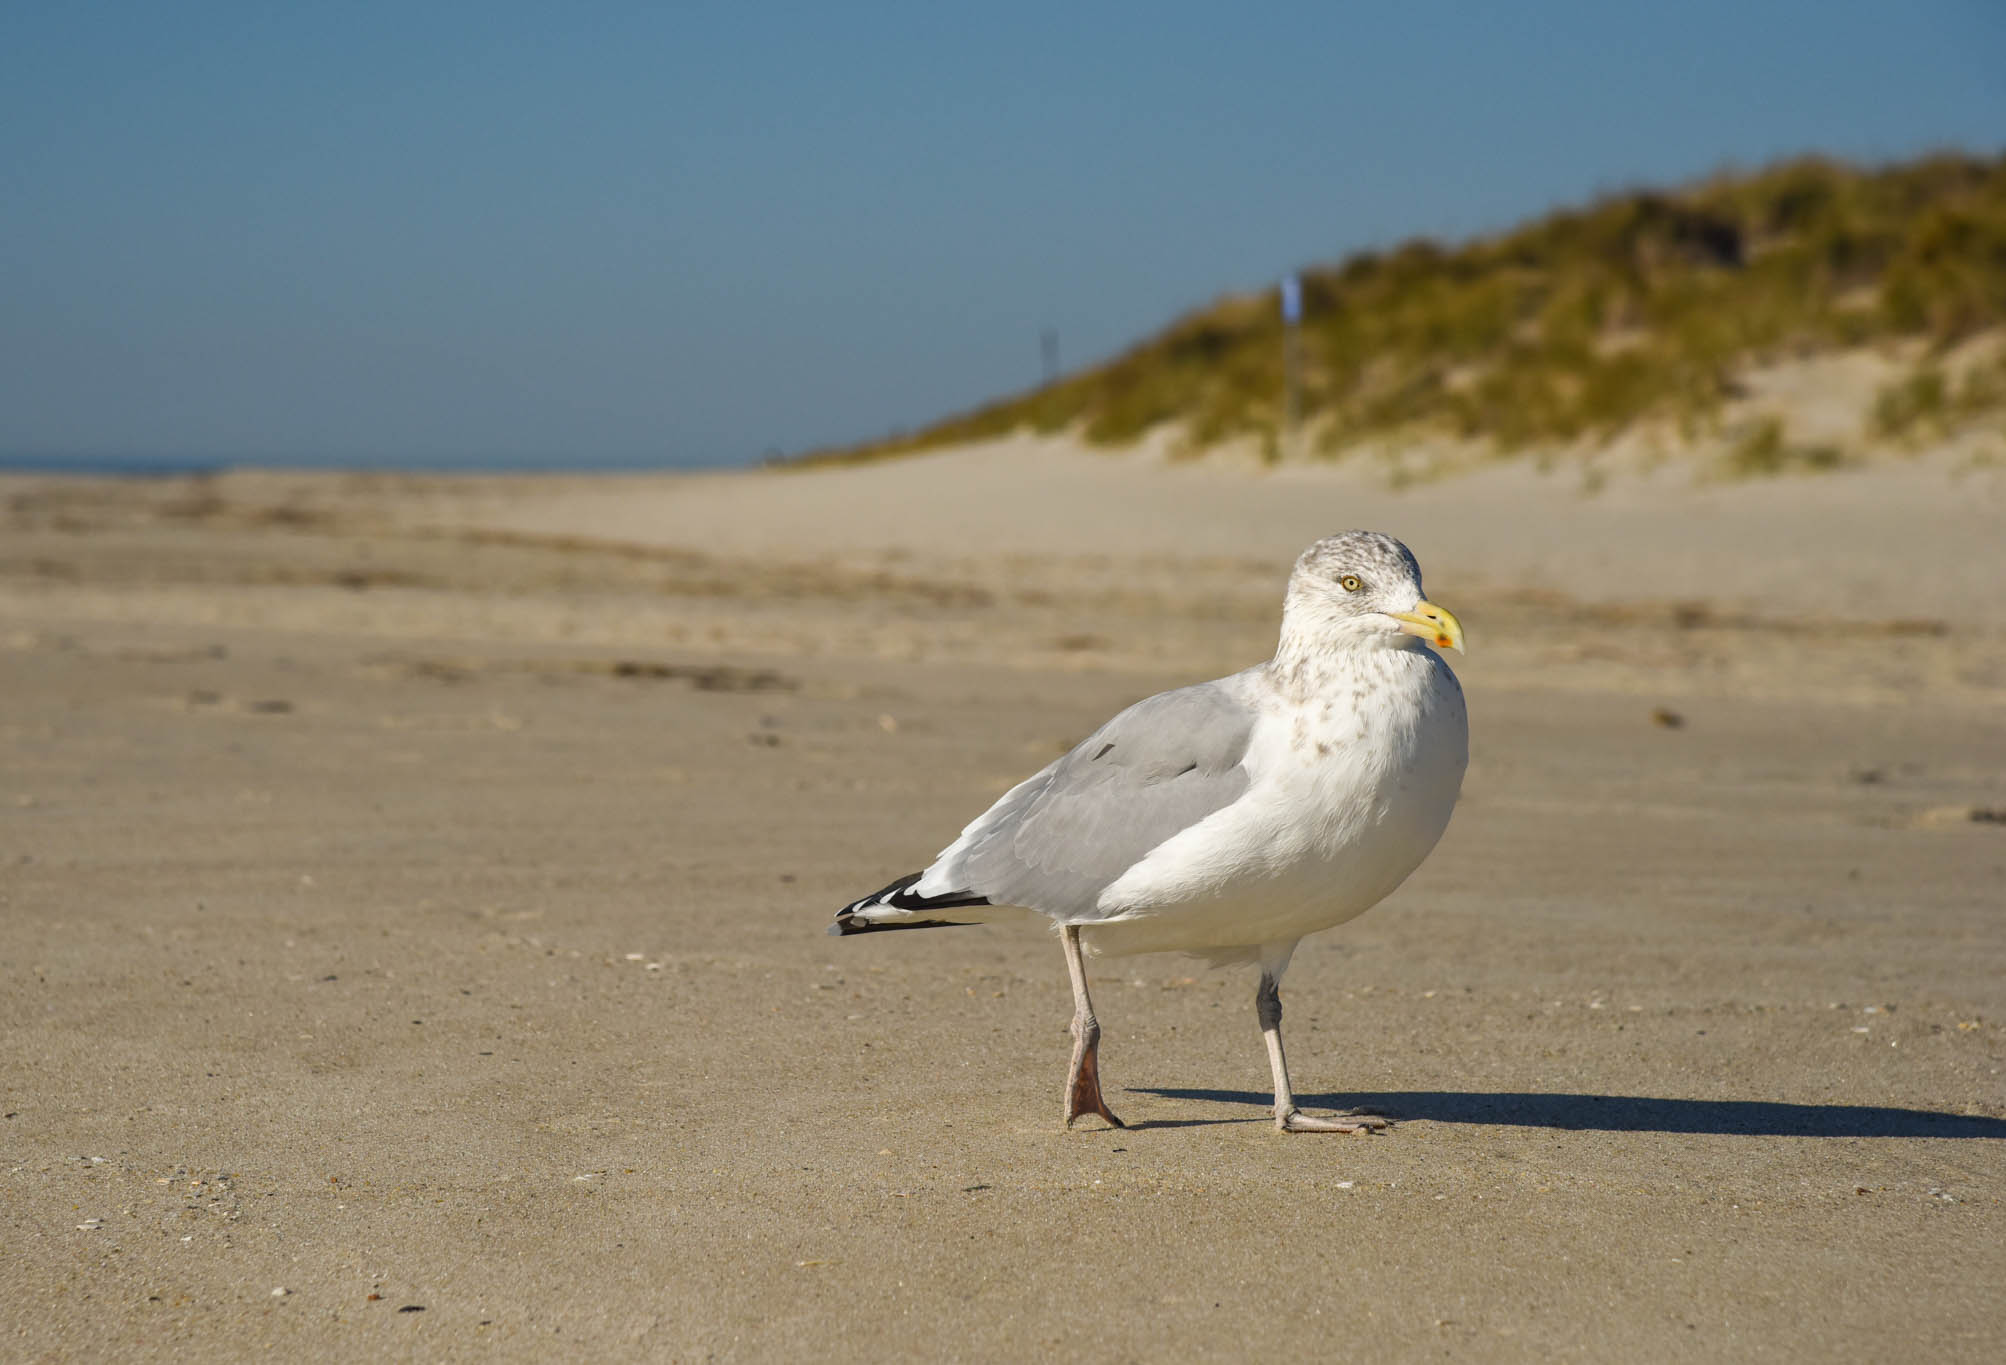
[3,2,2002,470]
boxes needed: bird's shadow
[1119,1116,1264,1131]
[1131,1088,2006,1139]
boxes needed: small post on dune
[1280,272,1302,463]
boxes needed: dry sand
[3,440,2003,1361]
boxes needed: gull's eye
[1338,574,1363,592]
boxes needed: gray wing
[931,680,1256,920]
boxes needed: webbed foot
[1276,1107,1388,1134]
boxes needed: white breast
[1086,648,1466,959]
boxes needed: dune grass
[800,152,2006,467]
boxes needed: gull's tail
[829,873,990,936]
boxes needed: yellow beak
[1390,600,1466,653]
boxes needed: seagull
[831,531,1468,1132]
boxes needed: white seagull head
[1282,530,1466,655]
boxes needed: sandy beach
[3,440,2003,1361]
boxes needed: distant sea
[0,452,753,477]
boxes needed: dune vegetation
[802,152,2006,469]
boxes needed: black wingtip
[829,914,972,936]
[829,872,991,937]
